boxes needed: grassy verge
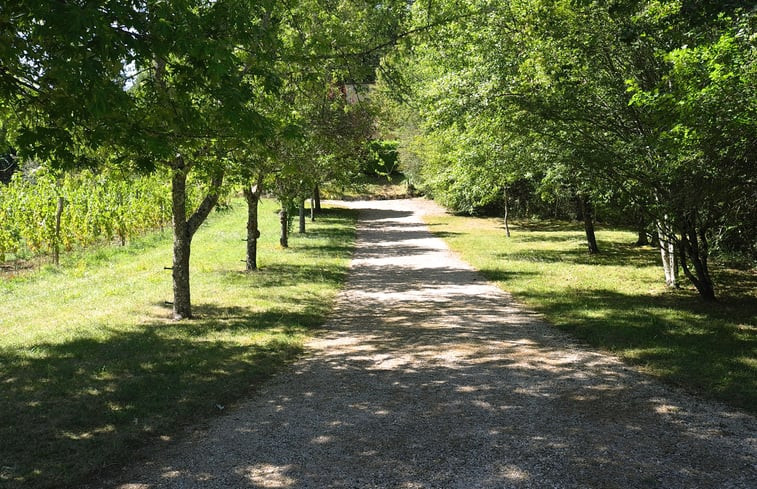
[325,174,413,201]
[0,198,356,489]
[425,214,757,414]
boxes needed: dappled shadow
[508,286,757,411]
[478,268,537,283]
[0,312,307,488]
[221,264,349,290]
[497,240,658,268]
[0,203,360,489]
[510,219,585,232]
[354,208,413,222]
[101,199,757,489]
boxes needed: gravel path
[104,199,755,489]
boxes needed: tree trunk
[313,183,321,211]
[635,215,649,246]
[170,162,224,320]
[579,196,599,254]
[53,196,64,266]
[656,218,678,288]
[679,216,716,301]
[635,228,649,246]
[243,180,262,271]
[310,196,315,221]
[171,167,192,319]
[279,208,288,248]
[650,229,660,249]
[299,200,306,234]
[503,186,511,237]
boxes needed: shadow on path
[102,199,756,489]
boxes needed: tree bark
[310,196,315,221]
[635,228,649,246]
[656,218,678,288]
[171,167,192,320]
[679,216,716,301]
[503,186,511,237]
[53,196,64,266]
[243,179,262,271]
[635,215,649,246]
[313,183,321,211]
[299,200,306,233]
[279,208,288,248]
[171,161,224,320]
[579,196,599,254]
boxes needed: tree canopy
[2,0,754,303]
[376,0,756,300]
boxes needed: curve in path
[107,199,755,489]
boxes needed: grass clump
[425,215,757,414]
[0,198,356,489]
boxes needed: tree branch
[187,171,224,237]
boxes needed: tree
[381,0,755,299]
[3,1,281,318]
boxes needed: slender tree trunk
[579,196,599,254]
[310,196,315,221]
[503,186,511,237]
[656,218,678,288]
[170,161,224,320]
[313,183,321,211]
[650,229,660,249]
[53,196,64,266]
[679,216,716,301]
[243,180,262,271]
[279,208,288,248]
[171,167,192,319]
[635,228,649,246]
[299,200,306,234]
[635,215,649,246]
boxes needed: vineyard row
[0,169,201,263]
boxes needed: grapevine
[0,168,196,264]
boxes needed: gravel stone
[99,198,756,489]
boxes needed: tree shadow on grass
[428,230,463,239]
[0,307,317,489]
[288,211,357,256]
[98,245,756,489]
[312,207,359,221]
[291,241,354,256]
[497,240,756,295]
[478,268,538,283]
[498,239,666,269]
[220,265,349,290]
[511,286,757,413]
[508,219,585,233]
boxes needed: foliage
[379,0,756,297]
[364,139,400,176]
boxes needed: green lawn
[325,174,413,201]
[425,214,757,414]
[0,198,356,489]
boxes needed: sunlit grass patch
[426,214,757,415]
[325,174,412,201]
[0,198,355,489]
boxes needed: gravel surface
[100,198,756,488]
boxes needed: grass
[325,174,413,201]
[425,214,757,415]
[0,198,356,489]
